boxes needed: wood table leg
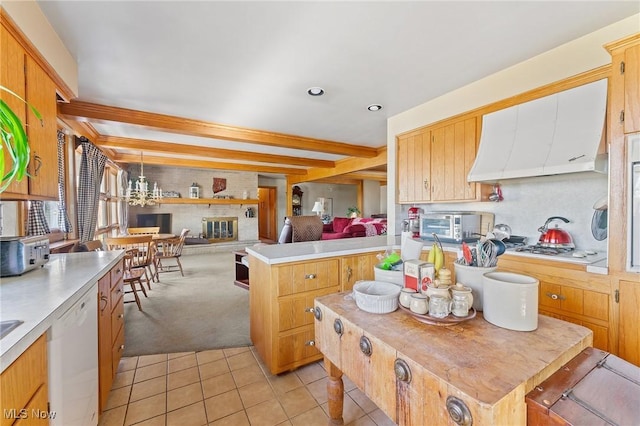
[324,358,344,425]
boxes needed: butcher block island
[314,292,592,426]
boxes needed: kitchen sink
[0,320,24,339]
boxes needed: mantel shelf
[157,198,259,205]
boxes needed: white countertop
[0,251,124,372]
[246,235,397,264]
[246,235,608,269]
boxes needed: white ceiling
[37,1,640,173]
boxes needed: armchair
[277,215,323,243]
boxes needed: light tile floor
[98,346,396,426]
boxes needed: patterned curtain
[57,130,73,232]
[77,137,107,242]
[26,201,50,236]
[118,169,129,235]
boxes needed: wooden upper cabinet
[1,29,28,195]
[0,26,59,200]
[26,56,58,198]
[623,42,640,134]
[398,115,487,204]
[606,33,640,135]
[397,129,430,203]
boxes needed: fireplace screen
[202,217,238,242]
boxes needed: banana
[427,243,436,264]
[434,244,444,273]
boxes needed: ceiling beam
[289,148,387,184]
[59,100,380,158]
[115,153,308,175]
[96,135,334,168]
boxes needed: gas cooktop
[506,244,606,265]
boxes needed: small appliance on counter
[0,236,50,277]
[419,212,488,243]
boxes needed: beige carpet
[122,251,251,356]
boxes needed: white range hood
[468,78,608,183]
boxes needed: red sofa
[322,217,387,240]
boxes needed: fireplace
[202,217,238,243]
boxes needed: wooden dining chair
[127,227,160,235]
[122,253,147,310]
[106,235,158,289]
[155,229,189,276]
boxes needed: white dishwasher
[48,283,98,426]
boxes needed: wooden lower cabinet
[0,334,48,426]
[341,252,380,291]
[498,255,613,352]
[618,278,640,366]
[97,259,125,413]
[251,251,386,375]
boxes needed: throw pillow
[332,217,352,233]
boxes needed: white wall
[386,15,640,252]
[131,165,259,242]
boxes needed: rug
[122,251,251,356]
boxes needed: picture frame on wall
[323,198,333,217]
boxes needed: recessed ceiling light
[307,87,325,96]
[367,104,383,111]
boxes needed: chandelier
[124,152,162,207]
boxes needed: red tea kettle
[537,216,575,248]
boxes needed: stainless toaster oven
[419,212,482,243]
[0,236,50,277]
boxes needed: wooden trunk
[526,347,640,425]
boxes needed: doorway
[258,186,277,243]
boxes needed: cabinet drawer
[278,286,339,332]
[110,259,124,289]
[111,326,125,376]
[111,298,125,344]
[277,259,340,296]
[110,278,124,309]
[276,327,322,371]
[540,282,609,321]
[0,335,47,426]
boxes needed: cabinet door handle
[423,179,429,190]
[305,306,322,321]
[446,396,473,426]
[118,313,124,319]
[305,274,316,279]
[100,295,108,311]
[545,292,566,301]
[394,359,412,383]
[33,154,42,176]
[359,336,372,357]
[119,344,125,351]
[333,319,344,336]
[346,266,352,282]
[305,340,315,346]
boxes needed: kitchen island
[246,236,607,375]
[315,292,592,426]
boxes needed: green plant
[0,86,41,192]
[346,206,360,217]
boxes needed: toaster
[0,236,50,277]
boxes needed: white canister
[482,272,539,331]
[453,263,497,311]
